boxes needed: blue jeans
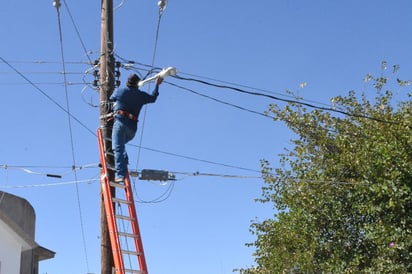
[112,119,136,180]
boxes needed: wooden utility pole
[99,0,115,273]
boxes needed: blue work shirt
[110,85,159,130]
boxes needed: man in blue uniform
[110,73,162,182]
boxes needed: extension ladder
[97,128,148,274]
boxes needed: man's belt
[116,110,137,121]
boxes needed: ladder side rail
[124,175,148,273]
[98,128,125,274]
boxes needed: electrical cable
[176,71,331,108]
[54,2,90,271]
[0,59,89,65]
[131,176,175,204]
[127,143,262,174]
[0,171,369,189]
[0,56,96,136]
[0,177,100,189]
[114,0,127,10]
[0,81,86,86]
[3,54,398,180]
[133,1,167,199]
[117,57,405,127]
[3,53,405,189]
[114,57,350,110]
[167,81,274,119]
[0,57,268,172]
[174,75,400,125]
[62,0,94,66]
[173,171,262,179]
[0,163,99,178]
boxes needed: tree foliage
[239,65,412,273]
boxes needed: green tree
[239,65,412,273]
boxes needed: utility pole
[99,0,115,273]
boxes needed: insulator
[115,61,121,68]
[53,0,61,9]
[115,71,121,77]
[93,80,99,87]
[116,80,121,87]
[158,0,167,13]
[93,70,99,77]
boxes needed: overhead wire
[0,171,370,190]
[114,57,402,126]
[2,54,401,182]
[167,81,273,119]
[0,57,264,174]
[135,0,167,171]
[173,75,400,125]
[0,178,100,189]
[61,0,94,67]
[114,0,127,10]
[1,55,405,127]
[0,163,99,178]
[53,1,90,271]
[134,181,175,204]
[3,50,405,201]
[0,56,96,136]
[127,143,261,173]
[133,1,168,203]
[176,70,332,108]
[0,59,89,65]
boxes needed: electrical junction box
[140,169,169,181]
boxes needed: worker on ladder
[110,73,163,183]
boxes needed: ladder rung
[118,231,139,238]
[98,128,148,274]
[115,214,135,221]
[124,269,144,274]
[110,181,126,188]
[113,197,131,204]
[121,249,141,256]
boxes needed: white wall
[0,220,23,274]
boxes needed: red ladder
[97,128,148,274]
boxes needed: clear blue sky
[0,1,411,274]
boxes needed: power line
[174,75,399,125]
[111,57,401,126]
[0,81,87,86]
[0,163,99,177]
[0,171,370,190]
[0,56,96,136]
[128,143,262,174]
[6,55,395,125]
[0,178,100,189]
[54,1,90,271]
[2,55,404,179]
[176,70,332,108]
[167,81,273,119]
[62,0,94,67]
[0,71,85,75]
[0,59,90,65]
[0,62,265,173]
